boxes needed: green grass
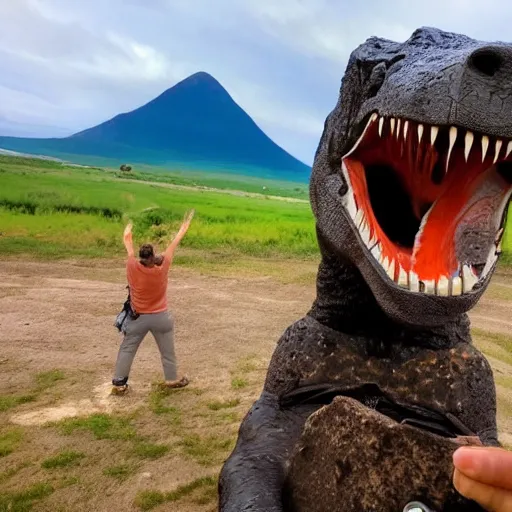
[36,369,65,390]
[0,429,23,457]
[132,442,169,460]
[0,394,37,413]
[0,463,32,485]
[57,413,136,440]
[0,482,53,512]
[148,388,182,425]
[103,464,136,481]
[0,155,317,261]
[134,490,166,511]
[473,329,512,353]
[41,450,85,469]
[134,475,218,510]
[231,377,249,390]
[179,434,234,466]
[1,154,512,264]
[206,398,240,411]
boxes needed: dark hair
[139,244,154,260]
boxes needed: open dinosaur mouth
[341,113,512,296]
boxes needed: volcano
[0,72,310,182]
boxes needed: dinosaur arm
[219,391,317,512]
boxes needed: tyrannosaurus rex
[219,27,512,511]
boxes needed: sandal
[111,384,129,395]
[160,376,190,390]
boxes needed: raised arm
[164,209,195,263]
[123,222,135,258]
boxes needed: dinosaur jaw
[341,113,512,296]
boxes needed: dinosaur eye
[366,62,387,98]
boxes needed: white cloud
[2,0,512,165]
[245,0,412,63]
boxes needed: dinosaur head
[311,27,512,328]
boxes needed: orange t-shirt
[126,255,171,314]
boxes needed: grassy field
[0,155,317,262]
[1,154,511,265]
[0,154,512,511]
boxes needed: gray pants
[113,311,177,382]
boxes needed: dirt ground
[0,259,511,511]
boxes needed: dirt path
[0,260,312,392]
[115,177,309,203]
[0,260,511,511]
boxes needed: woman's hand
[453,446,512,511]
[123,222,134,257]
[179,209,195,234]
[164,209,195,260]
[124,222,133,238]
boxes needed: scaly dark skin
[219,27,512,511]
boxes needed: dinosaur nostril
[469,48,504,77]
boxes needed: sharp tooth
[430,126,439,145]
[494,139,503,164]
[436,276,450,296]
[451,277,462,296]
[462,265,478,293]
[371,242,382,261]
[495,228,504,245]
[481,135,489,162]
[354,209,364,229]
[506,140,512,159]
[360,222,371,246]
[397,266,408,288]
[404,120,409,141]
[464,131,474,162]
[342,115,379,159]
[347,197,357,218]
[390,118,395,136]
[422,280,436,295]
[409,271,420,292]
[418,124,424,143]
[396,119,401,139]
[385,259,395,280]
[446,126,457,172]
[378,117,384,137]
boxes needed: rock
[283,397,484,512]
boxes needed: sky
[1,1,512,165]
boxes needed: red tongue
[412,157,509,280]
[344,147,509,281]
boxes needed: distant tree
[120,164,132,172]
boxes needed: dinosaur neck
[308,249,471,349]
